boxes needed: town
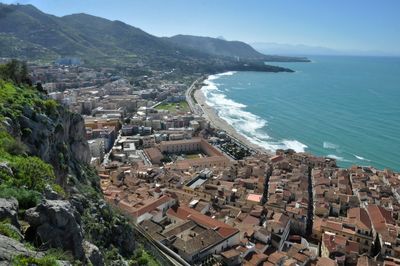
[31,62,400,266]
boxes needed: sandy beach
[193,85,272,155]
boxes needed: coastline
[190,77,273,155]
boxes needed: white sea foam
[217,71,236,76]
[323,141,339,149]
[353,154,371,162]
[326,154,351,162]
[282,140,308,153]
[201,73,307,153]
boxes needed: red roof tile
[167,206,239,238]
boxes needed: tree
[0,59,32,85]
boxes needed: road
[185,77,203,115]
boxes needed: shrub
[11,254,58,266]
[5,156,56,192]
[43,99,58,116]
[0,131,27,156]
[1,138,28,156]
[129,247,159,266]
[0,221,21,241]
[51,184,66,198]
[0,186,42,209]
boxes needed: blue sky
[2,0,400,54]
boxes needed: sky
[2,0,400,55]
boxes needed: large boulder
[0,234,42,262]
[25,200,84,259]
[0,197,19,228]
[83,241,104,266]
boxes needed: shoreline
[190,76,273,155]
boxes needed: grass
[11,255,59,266]
[155,100,190,113]
[0,220,21,241]
[184,153,202,160]
[129,247,160,266]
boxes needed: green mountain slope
[0,33,58,61]
[0,3,304,72]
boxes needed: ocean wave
[353,154,371,162]
[323,141,339,149]
[326,154,351,162]
[201,73,307,153]
[282,140,308,153]
[217,71,236,76]
[208,71,237,81]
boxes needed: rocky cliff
[4,102,90,185]
[0,62,139,265]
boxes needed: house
[165,206,240,263]
[130,195,176,223]
[321,232,360,265]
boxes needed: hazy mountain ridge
[251,42,398,57]
[165,34,268,60]
[165,34,310,62]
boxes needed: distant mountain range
[0,3,308,74]
[251,42,398,57]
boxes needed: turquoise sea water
[201,56,400,171]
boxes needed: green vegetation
[0,33,58,63]
[0,131,56,191]
[0,64,63,208]
[11,254,59,266]
[155,101,190,113]
[184,153,202,159]
[0,187,42,210]
[0,130,58,208]
[0,61,57,121]
[129,246,160,266]
[0,220,21,241]
[0,59,30,85]
[10,246,74,265]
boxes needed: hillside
[0,3,305,73]
[166,34,268,60]
[0,61,156,265]
[166,35,310,62]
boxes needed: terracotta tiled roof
[172,228,223,255]
[132,195,173,218]
[220,248,240,259]
[367,205,394,233]
[167,206,239,238]
[316,257,338,266]
[347,207,372,230]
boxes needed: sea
[201,55,400,171]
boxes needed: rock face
[25,200,85,259]
[18,106,90,185]
[83,240,104,266]
[0,234,41,261]
[0,197,19,228]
